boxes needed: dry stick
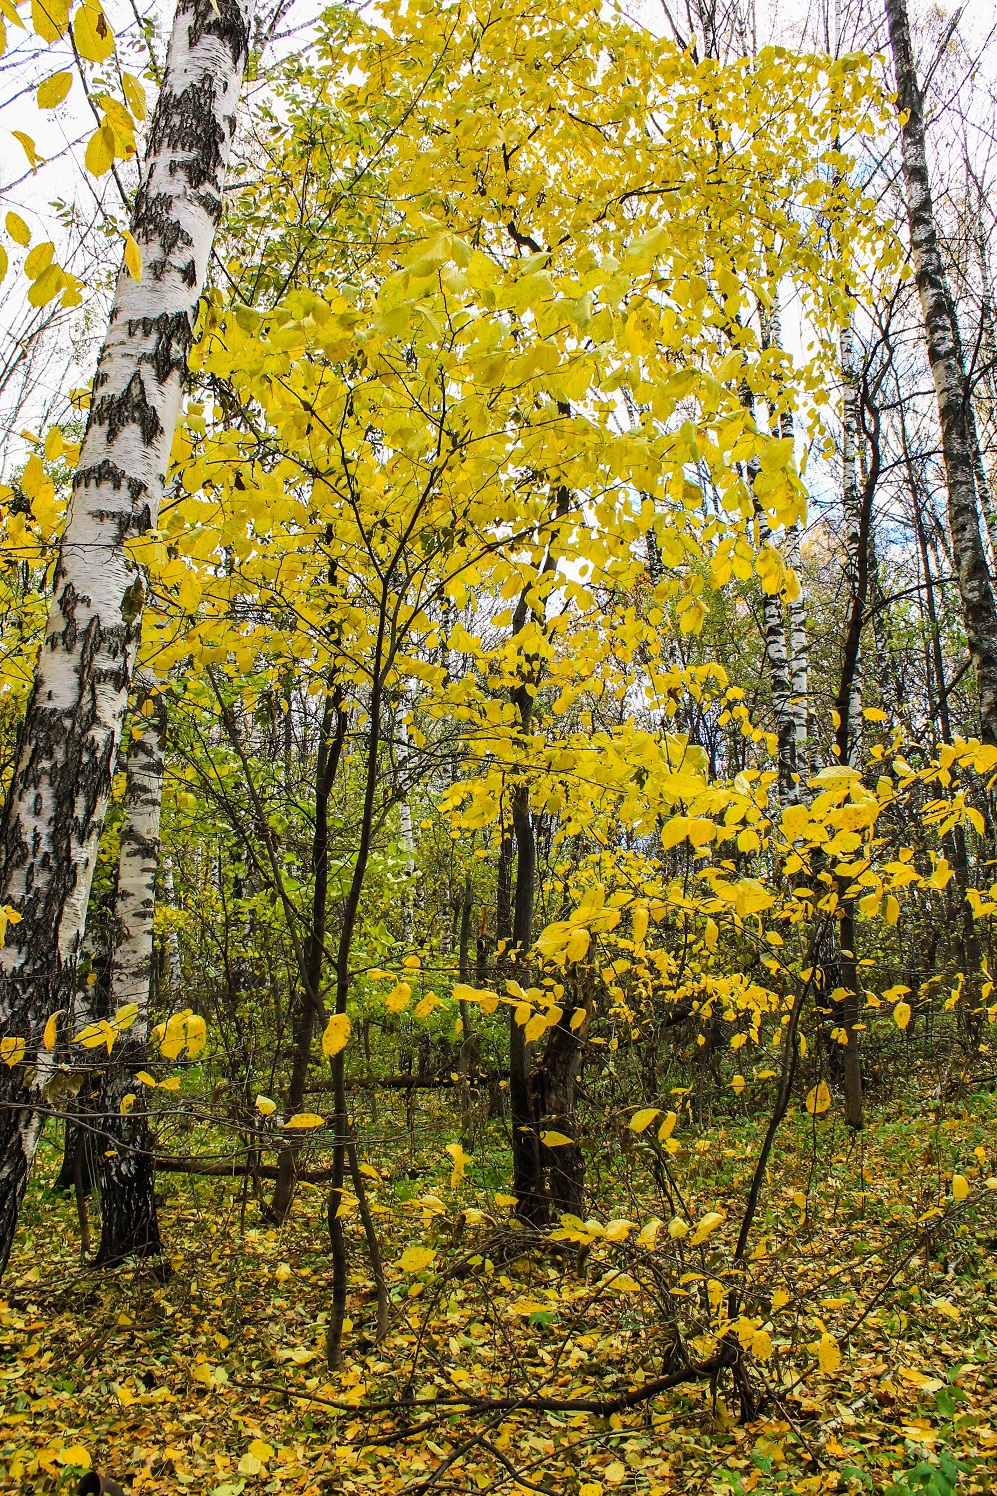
[728,915,833,1326]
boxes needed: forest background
[1,0,997,1493]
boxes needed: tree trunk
[530,980,591,1220]
[763,296,811,781]
[0,0,254,1279]
[96,678,168,1265]
[740,360,797,802]
[270,684,346,1224]
[509,778,544,1226]
[839,319,864,764]
[885,0,997,743]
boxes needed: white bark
[0,0,254,1273]
[886,0,997,743]
[840,319,863,765]
[110,678,167,1034]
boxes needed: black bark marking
[91,370,163,448]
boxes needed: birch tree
[0,0,254,1277]
[96,678,167,1265]
[885,0,997,744]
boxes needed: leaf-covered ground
[2,1086,997,1495]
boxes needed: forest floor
[0,1084,996,1496]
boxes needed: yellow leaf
[952,1174,969,1202]
[817,1331,841,1375]
[565,926,590,962]
[540,1130,573,1147]
[73,1,113,61]
[667,1216,688,1238]
[75,1020,115,1052]
[31,0,68,42]
[397,1246,436,1272]
[806,1081,831,1116]
[119,1093,135,1113]
[157,1076,180,1091]
[274,1262,292,1281]
[884,894,900,926]
[42,1012,59,1050]
[322,1012,350,1057]
[44,426,63,460]
[248,1439,274,1462]
[386,981,411,1012]
[414,993,438,1020]
[657,1110,678,1142]
[690,1210,726,1245]
[5,211,30,246]
[123,231,142,282]
[445,1142,469,1187]
[730,1074,746,1094]
[184,1013,207,1057]
[57,1445,90,1468]
[0,1037,24,1067]
[27,263,64,306]
[751,1328,773,1359]
[629,1108,660,1134]
[12,131,43,171]
[136,1070,157,1087]
[494,1193,517,1207]
[0,246,7,282]
[255,1095,276,1115]
[122,71,146,119]
[893,1000,911,1031]
[36,70,71,107]
[238,1453,263,1476]
[285,1112,324,1129]
[84,122,115,177]
[112,1002,139,1031]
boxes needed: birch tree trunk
[839,319,863,766]
[0,0,253,1278]
[97,679,167,1265]
[762,298,811,782]
[885,0,997,743]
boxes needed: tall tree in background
[0,0,255,1277]
[885,0,997,745]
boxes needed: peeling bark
[886,0,997,743]
[0,0,254,1278]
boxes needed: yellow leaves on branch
[153,1008,206,1059]
[284,1112,325,1129]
